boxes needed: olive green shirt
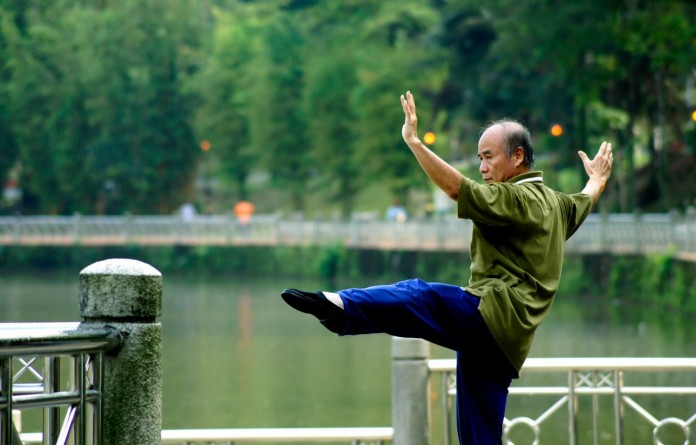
[457,171,593,373]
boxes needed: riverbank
[1,244,695,315]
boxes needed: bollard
[79,258,162,445]
[391,337,430,445]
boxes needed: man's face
[477,126,522,184]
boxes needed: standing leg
[455,353,513,445]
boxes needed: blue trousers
[337,278,516,445]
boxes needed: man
[281,91,613,444]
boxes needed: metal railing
[4,321,695,445]
[0,323,122,445]
[0,213,695,256]
[429,357,696,445]
[160,427,393,444]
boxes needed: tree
[4,3,94,214]
[189,5,261,203]
[435,0,696,211]
[247,10,310,212]
[613,0,696,210]
[348,2,445,206]
[78,0,202,214]
[5,0,202,214]
[0,9,19,208]
[303,43,359,219]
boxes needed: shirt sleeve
[561,192,594,239]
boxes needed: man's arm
[578,141,613,205]
[401,91,464,201]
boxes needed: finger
[401,95,413,118]
[407,91,415,112]
[578,150,590,163]
[597,141,608,156]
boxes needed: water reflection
[532,293,696,359]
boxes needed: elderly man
[281,91,613,445]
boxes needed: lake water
[2,268,695,444]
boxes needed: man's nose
[479,161,487,173]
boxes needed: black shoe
[281,288,345,334]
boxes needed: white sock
[322,292,344,310]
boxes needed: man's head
[477,119,535,184]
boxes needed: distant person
[234,200,255,237]
[179,202,196,222]
[233,200,255,224]
[385,200,408,222]
[280,91,613,445]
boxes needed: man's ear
[513,147,525,166]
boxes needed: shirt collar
[506,171,543,185]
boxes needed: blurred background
[1,0,695,220]
[2,2,696,441]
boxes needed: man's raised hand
[578,141,613,186]
[578,141,613,203]
[401,91,420,146]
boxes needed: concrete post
[391,337,430,445]
[79,258,162,445]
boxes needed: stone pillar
[79,258,162,445]
[391,337,430,445]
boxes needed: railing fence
[1,258,162,445]
[429,357,696,445]
[0,323,122,444]
[1,213,694,257]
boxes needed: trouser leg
[338,278,483,351]
[456,353,513,445]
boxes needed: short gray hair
[482,119,535,169]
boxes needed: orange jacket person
[233,201,255,224]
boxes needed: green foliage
[351,3,444,203]
[644,252,673,299]
[1,0,695,216]
[598,253,695,312]
[247,11,310,211]
[188,6,261,202]
[666,264,687,310]
[303,41,359,218]
[559,256,592,297]
[686,276,696,314]
[0,8,18,192]
[3,244,696,316]
[4,0,202,214]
